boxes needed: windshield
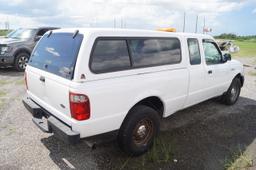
[8,28,37,39]
[29,33,83,80]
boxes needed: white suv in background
[23,28,244,155]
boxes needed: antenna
[203,16,206,34]
[183,12,186,32]
[195,15,198,33]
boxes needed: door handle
[39,76,45,82]
[208,70,213,74]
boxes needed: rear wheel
[221,78,241,105]
[118,105,160,156]
[14,52,30,72]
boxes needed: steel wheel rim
[18,56,29,69]
[132,118,154,146]
[230,84,239,102]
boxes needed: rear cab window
[90,37,182,74]
[128,38,181,67]
[187,38,201,65]
[29,33,83,79]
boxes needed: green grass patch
[15,79,24,85]
[0,29,11,36]
[0,99,5,107]
[119,135,176,169]
[0,79,12,85]
[233,40,256,57]
[249,71,256,76]
[0,90,7,97]
[0,90,7,108]
[225,149,253,170]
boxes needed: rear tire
[14,52,30,72]
[117,105,160,156]
[221,78,241,105]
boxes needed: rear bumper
[22,96,80,144]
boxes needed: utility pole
[195,15,198,33]
[121,18,123,28]
[183,12,186,32]
[203,16,206,34]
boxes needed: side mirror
[223,53,231,62]
[34,36,42,42]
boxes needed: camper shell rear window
[29,32,83,80]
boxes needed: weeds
[120,137,175,169]
[146,138,174,163]
[224,149,253,170]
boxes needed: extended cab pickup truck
[23,28,244,155]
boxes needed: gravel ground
[0,57,255,170]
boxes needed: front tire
[221,77,241,105]
[14,52,30,72]
[118,105,160,156]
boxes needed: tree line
[214,33,256,41]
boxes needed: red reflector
[69,92,90,121]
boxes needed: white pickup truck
[23,28,244,155]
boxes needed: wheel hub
[137,125,147,138]
[132,118,154,146]
[18,56,29,69]
[231,87,236,95]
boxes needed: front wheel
[118,105,160,156]
[221,78,241,105]
[14,52,30,72]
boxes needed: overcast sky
[0,0,255,35]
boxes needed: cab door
[184,38,232,108]
[201,39,231,97]
[185,38,208,107]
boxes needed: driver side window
[203,40,222,65]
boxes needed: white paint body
[25,28,244,138]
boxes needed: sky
[0,0,255,35]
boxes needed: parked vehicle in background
[0,27,59,71]
[23,28,244,155]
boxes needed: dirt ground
[0,57,255,170]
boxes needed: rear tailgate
[26,32,83,125]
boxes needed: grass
[249,71,256,76]
[0,79,12,85]
[233,40,256,57]
[15,79,25,85]
[146,138,174,163]
[120,136,176,169]
[225,149,254,170]
[0,90,7,97]
[0,79,24,86]
[0,29,10,36]
[0,90,7,108]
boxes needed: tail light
[69,92,90,121]
[24,71,28,90]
